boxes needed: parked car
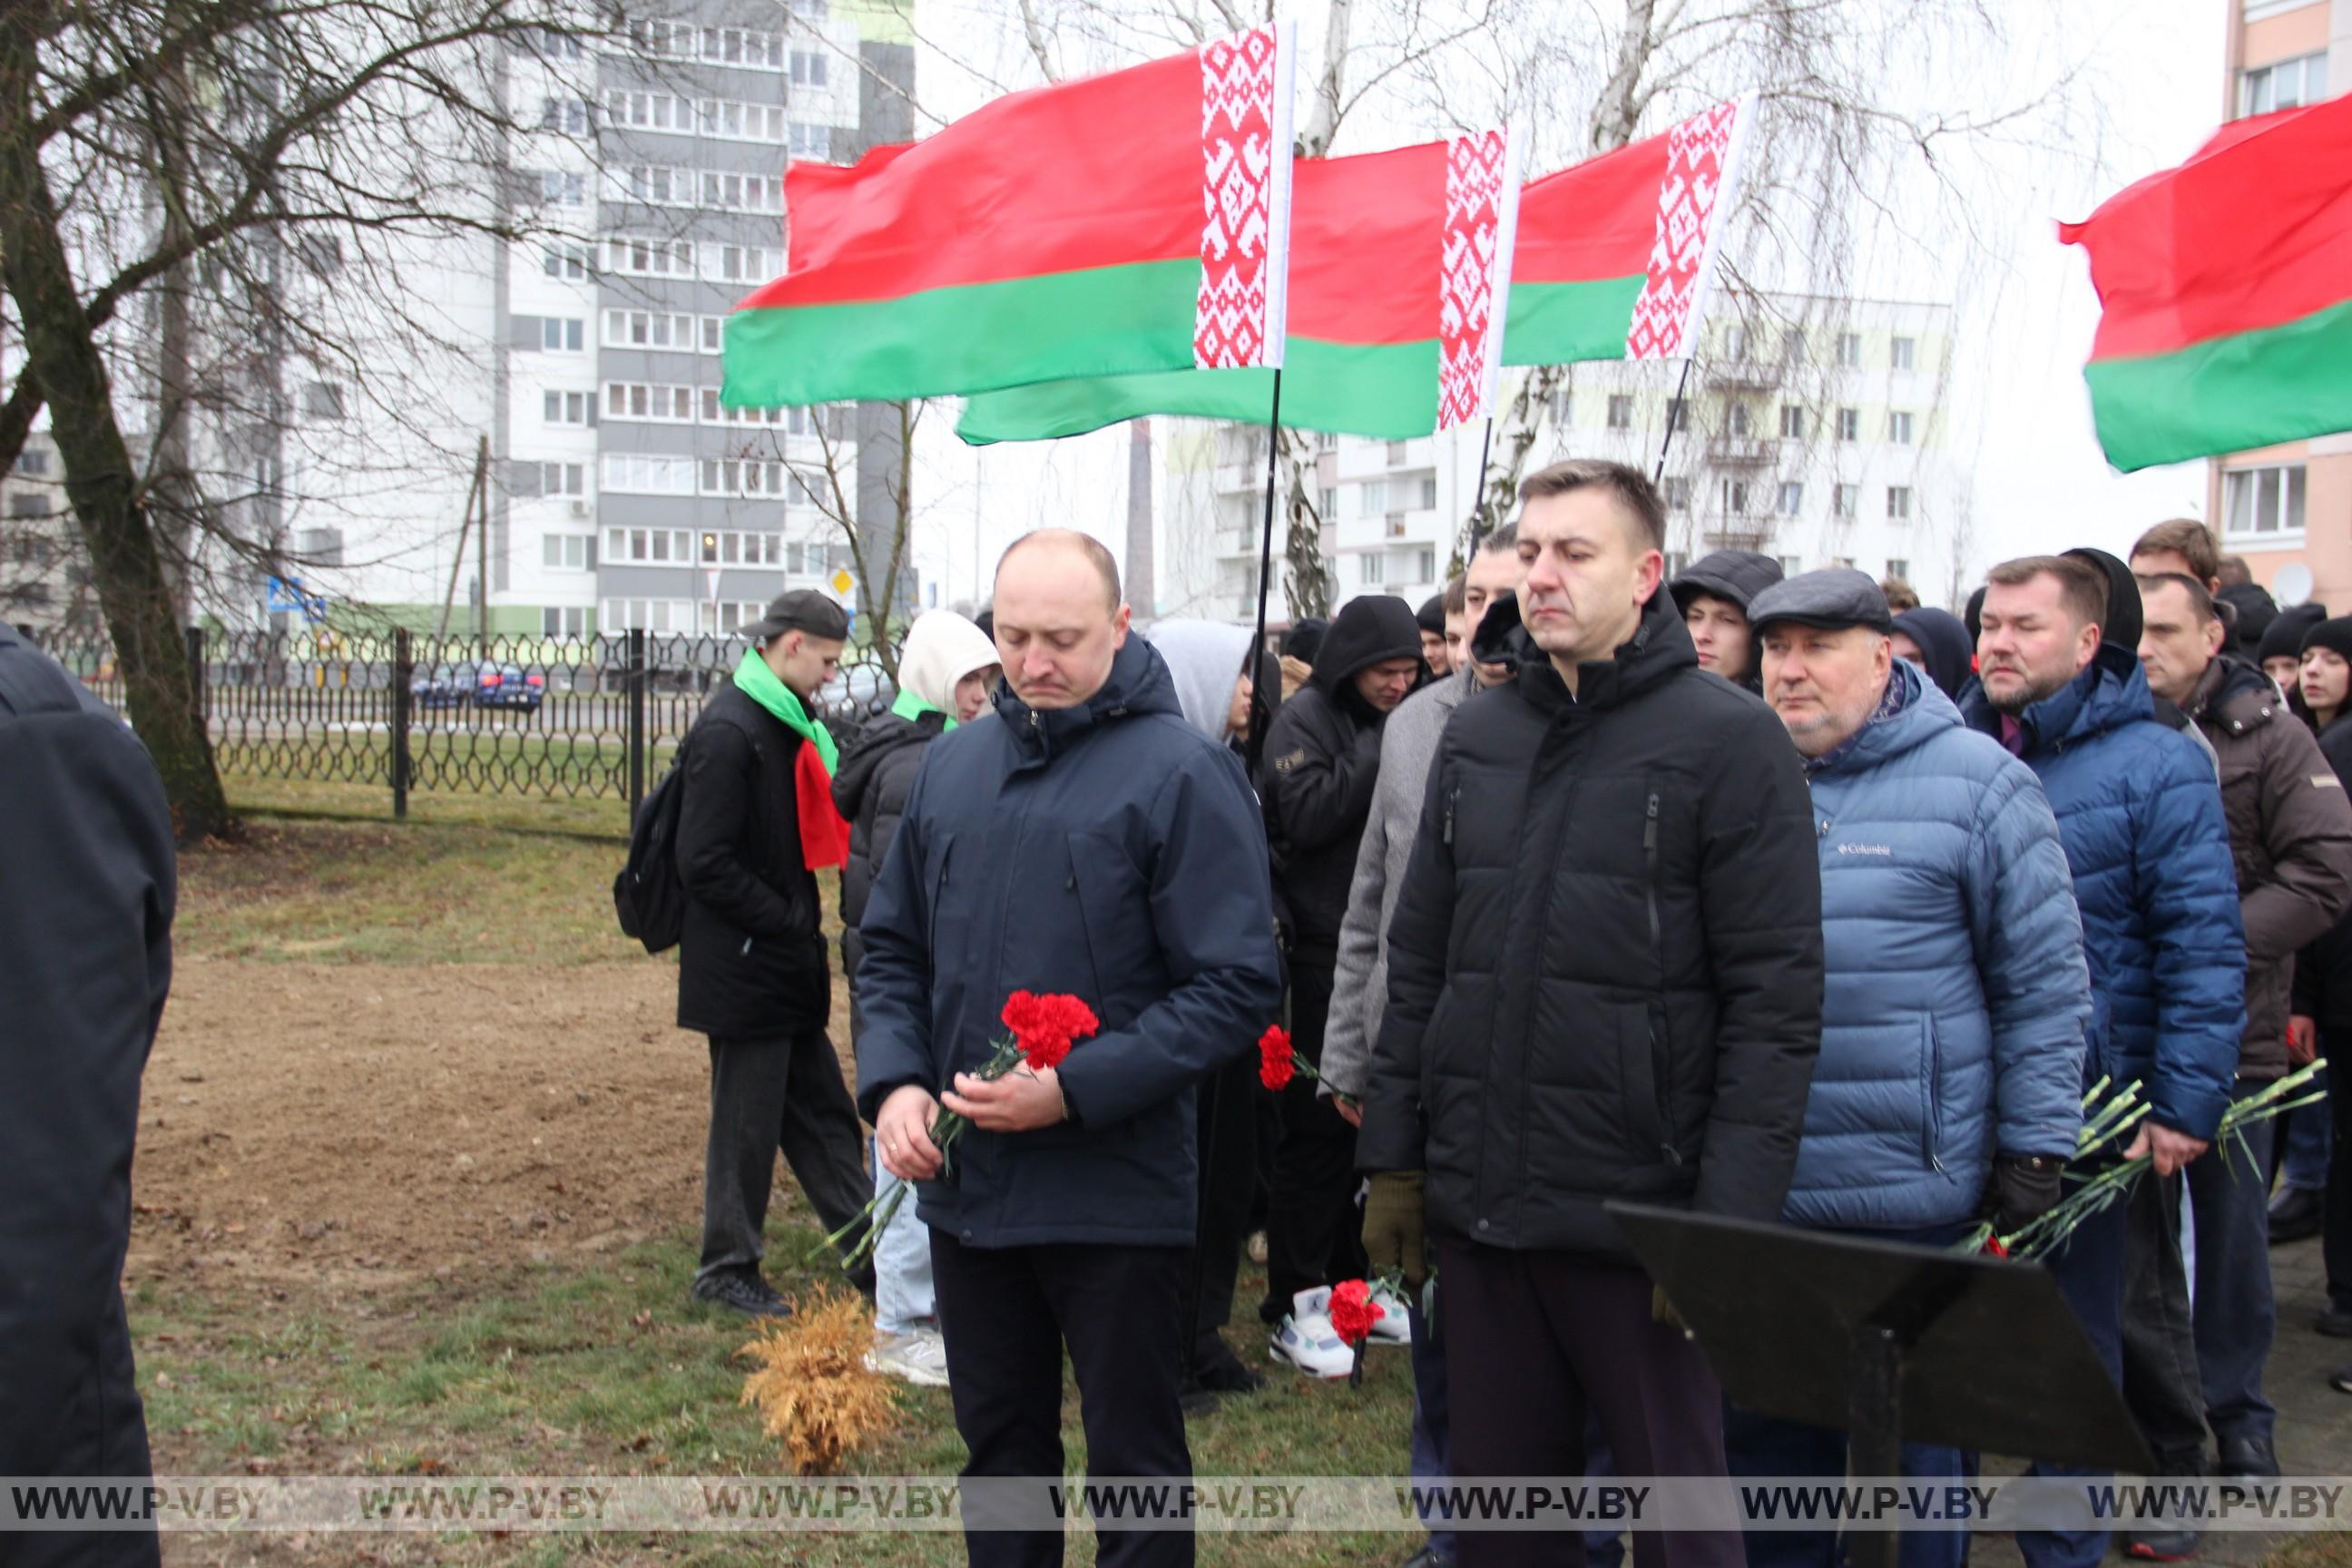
[818,662,895,718]
[471,661,545,712]
[409,662,471,710]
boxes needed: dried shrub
[736,1289,897,1475]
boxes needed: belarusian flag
[722,26,1296,407]
[1504,98,1753,365]
[2061,93,2352,473]
[956,131,1520,442]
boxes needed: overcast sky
[880,0,2230,612]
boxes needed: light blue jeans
[872,1135,936,1335]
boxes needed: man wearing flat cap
[677,590,873,1315]
[1721,569,2092,1568]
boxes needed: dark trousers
[2121,1080,2278,1455]
[697,1028,871,1285]
[1260,964,1365,1320]
[1724,1222,1970,1568]
[2328,1036,2352,1313]
[1186,1051,1260,1371]
[1407,1292,1457,1561]
[2017,1197,2128,1568]
[932,1231,1194,1568]
[1438,1238,1743,1568]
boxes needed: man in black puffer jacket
[1254,593,1425,1356]
[677,591,874,1316]
[1360,460,1824,1568]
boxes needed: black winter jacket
[1357,592,1826,1259]
[1257,596,1424,964]
[2294,715,2352,1038]
[853,637,1284,1247]
[674,684,830,1039]
[832,707,947,1010]
[1,626,172,1567]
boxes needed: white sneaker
[865,1328,952,1388]
[1269,1287,1356,1379]
[1367,1281,1413,1346]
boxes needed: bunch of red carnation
[1258,1024,1324,1092]
[1003,990,1100,1073]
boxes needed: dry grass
[736,1289,900,1475]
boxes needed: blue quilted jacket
[1788,662,2091,1230]
[1956,647,2245,1142]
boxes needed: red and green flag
[722,26,1296,408]
[2060,93,2352,473]
[1504,98,1753,365]
[956,132,1520,442]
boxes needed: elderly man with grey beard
[1721,569,2091,1568]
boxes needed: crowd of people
[16,459,2352,1568]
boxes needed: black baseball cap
[746,589,849,643]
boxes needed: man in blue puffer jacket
[1962,555,2245,1568]
[1721,570,2092,1568]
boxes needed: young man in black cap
[1669,550,1782,691]
[677,589,873,1315]
[1418,590,1455,678]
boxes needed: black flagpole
[1466,416,1496,553]
[1244,368,1285,776]
[1653,356,1696,485]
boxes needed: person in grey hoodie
[1670,550,1784,691]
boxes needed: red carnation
[1003,990,1100,1073]
[1328,1279,1385,1348]
[1258,1025,1295,1092]
[1983,1236,2010,1259]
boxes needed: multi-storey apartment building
[1161,292,1966,624]
[2207,0,2348,606]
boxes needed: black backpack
[614,746,691,954]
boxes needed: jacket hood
[990,632,1183,762]
[1810,660,1959,775]
[1283,617,1329,667]
[1890,606,1974,700]
[1963,638,2156,753]
[2218,581,2279,652]
[2190,652,2287,738]
[1142,618,1253,741]
[1669,550,1783,616]
[1502,587,1698,712]
[830,706,939,821]
[1309,595,1426,700]
[897,610,999,716]
[2064,547,2144,653]
[2257,602,2328,667]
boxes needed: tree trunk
[0,17,230,841]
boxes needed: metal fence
[32,627,896,817]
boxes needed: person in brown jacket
[2127,572,2352,1508]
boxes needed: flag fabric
[2060,93,2352,473]
[1504,98,1753,366]
[956,131,1519,443]
[722,25,1296,408]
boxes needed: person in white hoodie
[1142,618,1277,1409]
[832,610,1000,1386]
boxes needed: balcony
[1705,358,1784,392]
[1703,436,1778,467]
[1701,517,1775,553]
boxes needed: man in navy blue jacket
[1961,555,2246,1568]
[856,530,1283,1568]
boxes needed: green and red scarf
[732,650,850,870]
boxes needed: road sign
[829,568,854,596]
[267,575,328,624]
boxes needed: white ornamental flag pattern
[1626,99,1753,361]
[1437,129,1521,430]
[1195,23,1295,371]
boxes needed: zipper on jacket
[1923,1020,1945,1173]
[1443,784,1458,847]
[1642,790,1680,1166]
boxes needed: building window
[1606,395,1633,431]
[9,493,50,519]
[697,458,801,499]
[696,99,790,143]
[1318,487,1337,519]
[1891,337,1917,371]
[603,236,695,279]
[1551,389,1573,426]
[541,606,587,636]
[1779,404,1805,439]
[534,24,583,57]
[1837,332,1861,368]
[1662,475,1690,510]
[538,98,591,135]
[1834,484,1857,518]
[1722,479,1750,514]
[1783,329,1807,363]
[602,382,695,422]
[698,171,784,213]
[297,526,344,565]
[541,318,583,352]
[2241,53,2327,117]
[603,89,694,132]
[789,122,832,160]
[1665,551,1690,577]
[1314,430,1339,450]
[1361,554,1384,584]
[1837,407,1859,442]
[303,381,345,419]
[1360,481,1387,515]
[791,50,828,87]
[603,309,696,349]
[1886,485,1914,521]
[719,245,782,282]
[1886,557,1911,582]
[537,170,585,206]
[1417,548,1435,583]
[542,534,593,570]
[701,25,786,69]
[1887,410,1915,445]
[1778,554,1802,576]
[540,461,585,496]
[1778,482,1804,516]
[1728,403,1753,438]
[15,450,46,475]
[603,454,693,495]
[2223,464,2308,535]
[1724,325,1749,360]
[1386,440,1408,464]
[540,241,591,280]
[542,389,591,426]
[1418,476,1438,510]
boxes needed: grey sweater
[1320,669,1475,1098]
